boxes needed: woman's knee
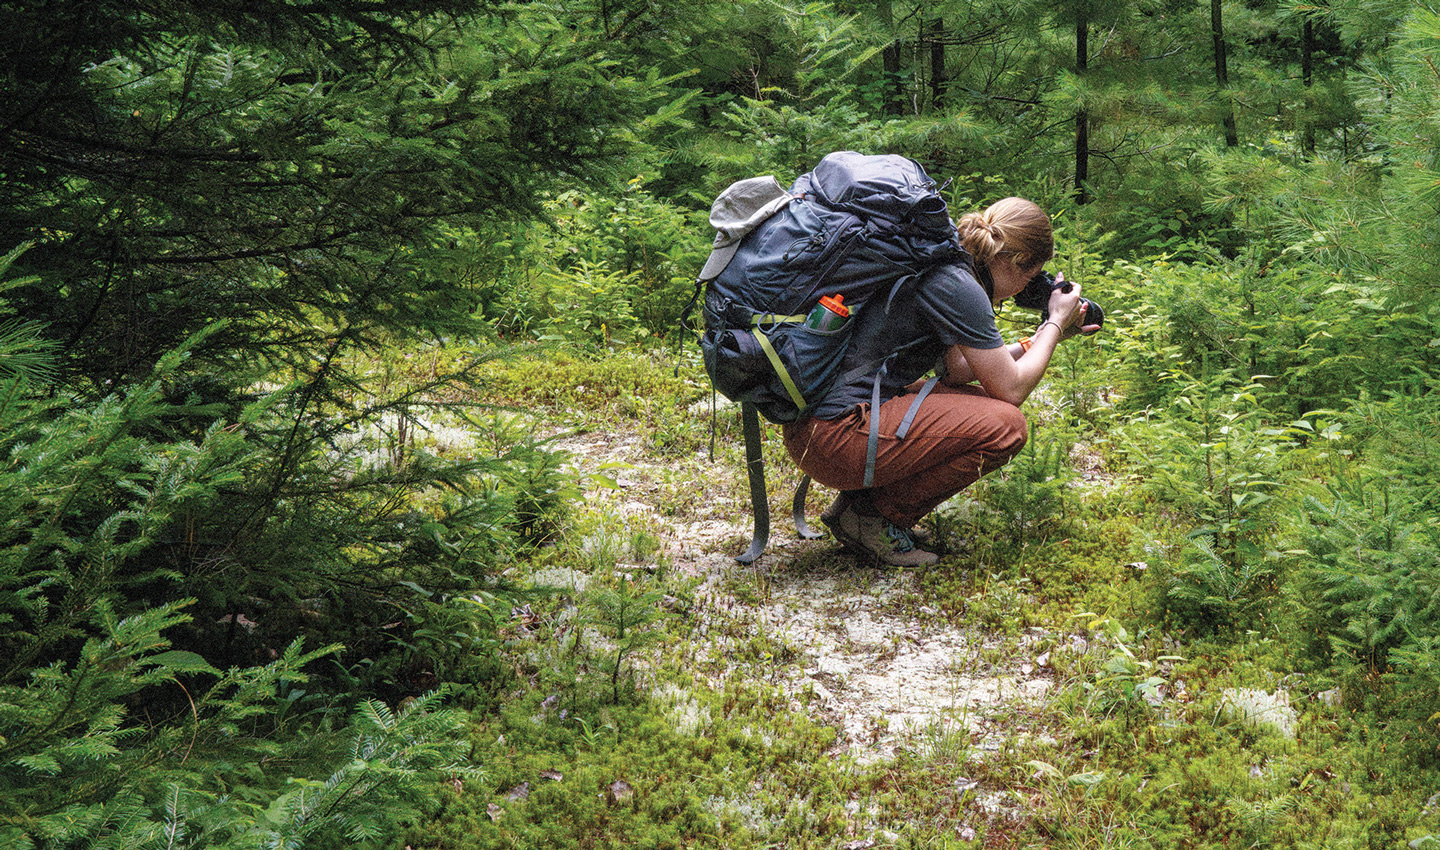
[995,404,1029,458]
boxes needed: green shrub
[1116,371,1308,634]
[1291,472,1440,674]
[0,598,477,849]
[452,184,701,344]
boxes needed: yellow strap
[752,329,807,411]
[751,313,808,325]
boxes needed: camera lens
[1013,271,1053,311]
[1080,298,1104,332]
[1011,270,1105,332]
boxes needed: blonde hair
[955,197,1054,272]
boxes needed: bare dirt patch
[557,425,1063,771]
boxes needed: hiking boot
[820,492,852,527]
[822,503,864,556]
[823,492,932,546]
[824,505,939,568]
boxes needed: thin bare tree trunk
[929,16,947,110]
[1076,8,1090,204]
[1212,0,1239,146]
[879,0,903,115]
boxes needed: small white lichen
[1222,688,1297,739]
[654,683,711,737]
[529,567,590,594]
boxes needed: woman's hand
[953,273,1096,406]
[1045,273,1083,327]
[1047,274,1101,339]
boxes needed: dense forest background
[3,0,1440,847]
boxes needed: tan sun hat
[698,175,795,281]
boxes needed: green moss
[413,332,1440,850]
[479,348,703,422]
[410,675,852,848]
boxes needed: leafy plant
[1071,616,1178,729]
[1292,471,1440,674]
[948,427,1078,565]
[582,576,671,705]
[0,590,479,850]
[1120,371,1305,632]
[536,259,646,350]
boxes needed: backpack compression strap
[750,314,810,413]
[835,271,939,488]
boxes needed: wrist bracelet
[1039,320,1063,335]
[1019,336,1033,352]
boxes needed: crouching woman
[782,197,1095,566]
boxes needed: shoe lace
[884,522,918,553]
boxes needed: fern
[1,603,475,849]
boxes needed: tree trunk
[1076,8,1090,204]
[929,16,947,111]
[1211,0,1239,146]
[878,0,903,115]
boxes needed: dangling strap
[679,278,702,325]
[737,400,770,564]
[708,386,717,463]
[896,376,939,439]
[792,474,822,540]
[865,363,886,488]
[863,362,939,489]
[679,277,704,337]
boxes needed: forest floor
[550,409,1074,832]
[462,361,1424,847]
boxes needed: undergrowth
[423,336,1440,849]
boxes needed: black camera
[1013,271,1104,333]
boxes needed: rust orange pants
[782,384,1028,528]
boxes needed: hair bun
[956,197,1053,271]
[956,211,1002,263]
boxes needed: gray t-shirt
[809,260,1005,419]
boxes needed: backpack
[696,151,962,425]
[687,151,965,561]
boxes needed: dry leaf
[606,779,634,805]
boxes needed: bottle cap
[817,293,849,317]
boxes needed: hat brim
[698,242,740,281]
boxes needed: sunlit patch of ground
[555,422,1066,822]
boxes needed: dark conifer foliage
[0,0,650,681]
[0,7,651,832]
[5,1,1440,844]
[0,0,638,386]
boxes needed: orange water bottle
[805,293,850,331]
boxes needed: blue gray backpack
[687,151,965,561]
